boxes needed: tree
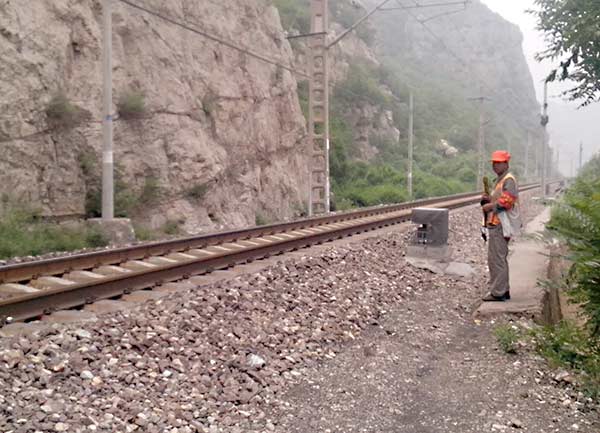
[531,0,600,106]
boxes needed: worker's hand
[481,202,495,212]
[481,194,490,202]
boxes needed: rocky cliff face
[367,0,542,153]
[0,0,308,232]
[287,0,542,168]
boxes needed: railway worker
[480,150,522,302]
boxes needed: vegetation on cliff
[277,0,540,209]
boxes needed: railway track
[0,184,542,324]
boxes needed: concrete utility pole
[579,141,583,172]
[540,80,549,198]
[534,134,540,178]
[102,0,114,220]
[525,130,530,180]
[468,93,488,189]
[408,91,414,199]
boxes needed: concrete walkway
[475,206,552,321]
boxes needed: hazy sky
[482,0,599,174]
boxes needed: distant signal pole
[468,92,489,189]
[408,91,414,198]
[540,80,549,198]
[525,130,530,180]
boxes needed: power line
[115,0,309,78]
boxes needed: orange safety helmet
[491,150,511,163]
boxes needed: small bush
[333,197,354,212]
[139,176,161,205]
[117,90,146,119]
[46,92,82,127]
[163,220,181,236]
[255,212,270,226]
[0,206,108,259]
[532,322,600,399]
[133,219,184,241]
[85,175,159,218]
[494,324,520,354]
[78,152,97,177]
[335,63,391,108]
[133,223,157,242]
[185,183,209,201]
[340,184,407,208]
[85,229,109,248]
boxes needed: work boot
[482,292,510,302]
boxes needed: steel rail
[0,185,538,284]
[0,184,543,323]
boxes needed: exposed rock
[0,0,308,231]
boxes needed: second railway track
[0,184,542,324]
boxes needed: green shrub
[547,154,600,337]
[185,183,209,201]
[332,197,354,212]
[139,176,161,205]
[133,223,157,241]
[133,220,184,241]
[272,0,310,33]
[334,63,391,108]
[339,183,407,207]
[163,220,182,235]
[117,90,146,119]
[78,152,96,177]
[494,324,520,354]
[255,212,270,226]
[0,206,108,259]
[85,174,159,218]
[532,321,600,399]
[46,92,82,127]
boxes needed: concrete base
[406,244,452,262]
[405,256,475,278]
[87,218,136,245]
[475,207,554,322]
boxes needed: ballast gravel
[0,193,597,433]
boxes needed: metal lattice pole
[308,0,329,216]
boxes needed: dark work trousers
[488,225,510,296]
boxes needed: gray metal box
[411,207,449,246]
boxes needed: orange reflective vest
[487,173,518,227]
